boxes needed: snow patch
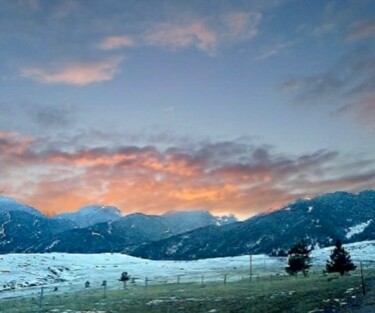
[346,220,372,239]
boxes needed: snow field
[1,240,374,300]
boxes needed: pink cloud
[98,36,135,50]
[20,57,123,86]
[222,12,261,41]
[144,21,217,53]
[144,11,261,54]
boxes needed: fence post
[39,286,44,309]
[224,274,227,285]
[249,255,253,281]
[177,275,181,284]
[360,261,366,296]
[102,280,107,298]
[145,277,149,290]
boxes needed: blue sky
[0,0,374,219]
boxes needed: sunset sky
[0,0,374,219]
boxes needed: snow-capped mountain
[1,191,374,257]
[126,190,375,260]
[161,210,237,234]
[0,211,75,253]
[0,197,237,253]
[0,196,43,216]
[39,211,237,253]
[54,205,122,228]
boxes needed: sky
[0,0,374,220]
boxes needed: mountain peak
[54,205,122,228]
[0,196,44,216]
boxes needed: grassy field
[1,267,374,313]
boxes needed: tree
[285,240,311,276]
[326,240,356,276]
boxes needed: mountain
[54,205,122,228]
[0,197,237,253]
[0,196,43,216]
[39,211,237,253]
[0,210,75,253]
[1,191,374,257]
[39,213,172,253]
[161,210,237,234]
[126,191,375,260]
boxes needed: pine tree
[326,240,356,276]
[285,240,311,276]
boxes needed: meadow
[1,266,373,313]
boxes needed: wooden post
[224,274,227,285]
[145,277,149,290]
[249,254,253,281]
[39,286,44,308]
[360,262,366,296]
[102,280,107,298]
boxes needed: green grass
[1,267,373,313]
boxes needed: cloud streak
[143,11,261,54]
[98,36,135,50]
[20,57,123,86]
[280,47,375,129]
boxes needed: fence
[1,262,373,313]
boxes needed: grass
[1,267,373,313]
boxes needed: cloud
[16,0,39,10]
[280,47,375,128]
[1,134,374,219]
[346,20,375,41]
[257,41,294,60]
[222,12,261,42]
[98,36,135,50]
[0,131,34,155]
[28,103,75,129]
[144,21,218,53]
[338,96,375,131]
[144,11,261,54]
[20,57,123,85]
[52,0,79,19]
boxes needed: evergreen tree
[285,240,311,276]
[326,240,356,276]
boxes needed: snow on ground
[311,240,375,264]
[345,220,372,239]
[0,240,374,300]
[0,253,284,299]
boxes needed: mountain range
[126,190,375,259]
[0,191,374,259]
[0,197,236,254]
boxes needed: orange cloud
[20,57,123,85]
[1,134,374,220]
